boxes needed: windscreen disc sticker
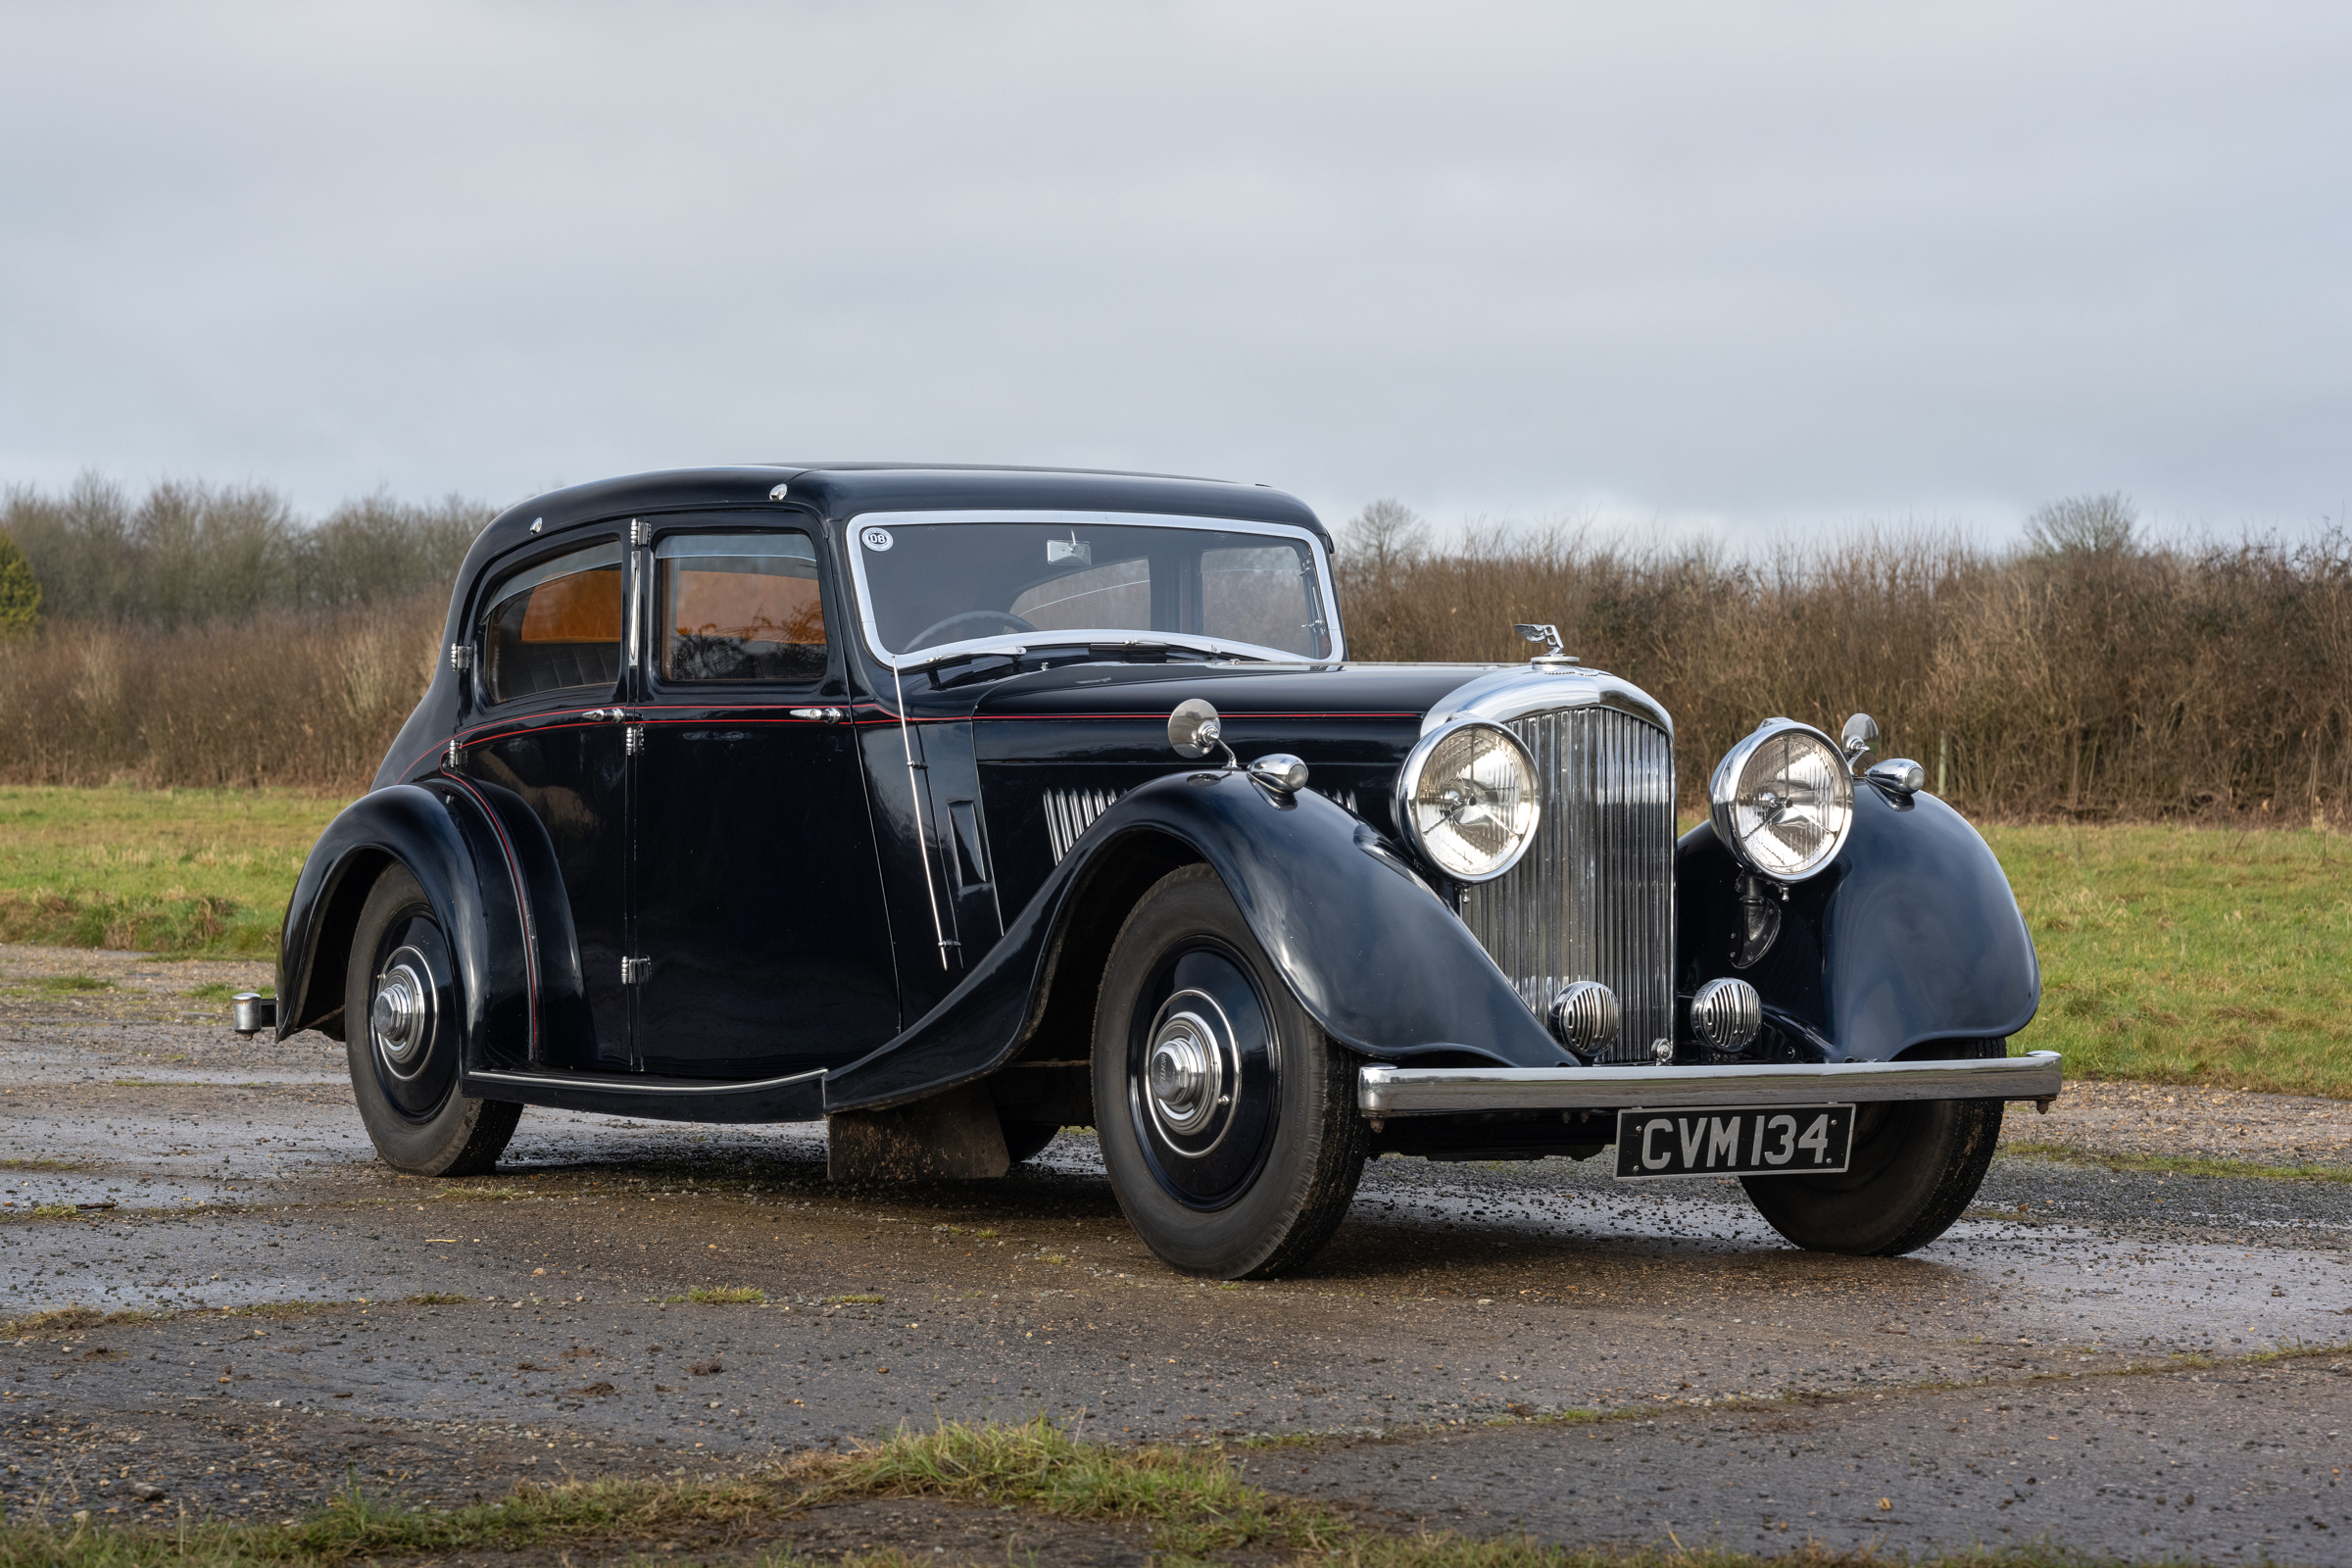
[859,526,895,552]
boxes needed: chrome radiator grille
[1460,706,1675,1063]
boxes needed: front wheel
[1093,864,1367,1279]
[1740,1085,2004,1256]
[344,864,520,1177]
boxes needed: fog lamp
[1546,981,1621,1055]
[1689,976,1763,1053]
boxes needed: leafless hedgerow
[1336,498,2352,825]
[0,591,447,789]
[0,476,2346,820]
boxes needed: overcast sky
[3,2,2346,545]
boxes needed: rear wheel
[344,864,520,1177]
[1740,1050,2006,1255]
[1093,864,1367,1278]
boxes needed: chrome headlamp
[1708,719,1854,882]
[1394,719,1541,883]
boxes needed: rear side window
[657,532,826,683]
[481,542,624,704]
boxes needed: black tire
[344,864,520,1177]
[1740,1052,2006,1256]
[1093,864,1367,1279]
[1001,1120,1061,1164]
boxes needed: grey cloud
[1,1,2346,540]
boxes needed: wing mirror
[1839,712,1880,769]
[1168,699,1238,767]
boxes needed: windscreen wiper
[915,636,1266,688]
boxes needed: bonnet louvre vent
[1042,788,1122,863]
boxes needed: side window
[657,532,826,683]
[481,542,624,704]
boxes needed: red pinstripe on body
[435,770,539,1064]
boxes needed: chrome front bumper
[1357,1051,2062,1117]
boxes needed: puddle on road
[7,1035,2347,1347]
[1289,1148,2352,1351]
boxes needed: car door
[462,535,634,1070]
[630,518,899,1079]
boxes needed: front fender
[276,781,539,1070]
[824,769,1567,1111]
[1676,785,2040,1061]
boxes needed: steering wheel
[909,610,1037,651]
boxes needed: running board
[1357,1051,2062,1117]
[464,1065,825,1124]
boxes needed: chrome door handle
[583,707,637,721]
[789,707,847,724]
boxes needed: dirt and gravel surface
[4,949,2352,1562]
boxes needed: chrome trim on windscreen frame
[841,509,1347,672]
[1357,1051,2062,1116]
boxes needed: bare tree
[1340,498,1428,579]
[0,473,489,627]
[2024,493,2137,557]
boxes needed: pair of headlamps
[1392,713,1860,887]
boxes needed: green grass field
[2,787,2344,1097]
[1985,823,2351,1099]
[0,785,347,956]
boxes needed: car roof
[469,464,1332,579]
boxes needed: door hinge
[448,643,473,671]
[625,724,645,756]
[629,518,652,547]
[444,738,463,769]
[620,956,653,985]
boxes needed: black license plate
[1613,1104,1855,1180]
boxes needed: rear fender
[275,781,546,1069]
[824,768,1566,1112]
[1676,785,2040,1061]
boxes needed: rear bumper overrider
[1357,1050,2061,1117]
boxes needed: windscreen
[855,520,1333,661]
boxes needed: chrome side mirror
[1168,699,1236,767]
[1839,712,1879,768]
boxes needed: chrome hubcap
[1144,991,1235,1148]
[370,949,433,1079]
[1148,1013,1219,1135]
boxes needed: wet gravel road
[6,1011,2352,1561]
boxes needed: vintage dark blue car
[251,464,2054,1277]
